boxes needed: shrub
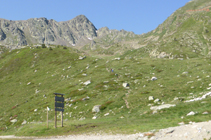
[42,44,46,48]
[49,47,53,51]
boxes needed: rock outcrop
[0,15,97,47]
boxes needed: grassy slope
[0,46,211,136]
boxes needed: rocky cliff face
[0,15,97,47]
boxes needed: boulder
[79,56,86,60]
[151,77,157,81]
[10,119,17,123]
[154,98,160,103]
[148,96,154,101]
[150,104,176,111]
[21,120,27,125]
[92,116,97,119]
[187,111,195,116]
[83,80,91,86]
[123,83,129,88]
[92,105,101,113]
[104,113,109,116]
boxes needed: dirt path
[1,120,211,140]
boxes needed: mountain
[1,0,211,137]
[137,0,211,58]
[0,15,97,47]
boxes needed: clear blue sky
[0,0,190,34]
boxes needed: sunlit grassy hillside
[0,45,211,136]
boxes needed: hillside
[137,0,211,59]
[1,0,211,138]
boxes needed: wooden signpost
[54,93,64,128]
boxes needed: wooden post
[55,110,57,128]
[55,94,57,128]
[47,108,48,128]
[61,111,63,127]
[61,95,63,127]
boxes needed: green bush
[42,44,46,48]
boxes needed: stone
[92,116,97,119]
[202,111,209,115]
[35,89,39,94]
[186,111,195,116]
[151,77,157,81]
[83,80,91,86]
[104,113,109,116]
[123,83,129,88]
[21,120,27,125]
[92,105,101,113]
[10,119,17,123]
[148,96,154,101]
[154,98,160,103]
[82,73,87,76]
[150,104,176,111]
[182,72,188,75]
[79,56,86,60]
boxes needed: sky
[0,0,191,34]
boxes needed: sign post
[47,107,50,128]
[54,93,64,128]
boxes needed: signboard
[53,93,64,128]
[55,96,64,102]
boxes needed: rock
[10,119,17,123]
[178,122,185,125]
[0,15,97,47]
[148,96,154,101]
[182,72,188,75]
[79,56,86,60]
[158,52,168,58]
[150,104,176,111]
[114,57,120,60]
[92,116,97,119]
[92,105,101,113]
[21,120,27,125]
[151,77,157,81]
[202,111,209,115]
[83,80,91,86]
[123,83,129,88]
[35,89,39,94]
[154,98,160,103]
[187,111,195,116]
[104,113,109,116]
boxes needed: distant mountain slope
[137,0,211,58]
[0,15,97,47]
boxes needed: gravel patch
[1,121,211,140]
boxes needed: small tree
[42,44,46,48]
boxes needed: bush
[49,47,53,51]
[42,44,46,48]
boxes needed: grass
[1,0,211,136]
[1,45,211,137]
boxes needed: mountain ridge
[0,15,97,47]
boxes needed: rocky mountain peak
[0,15,97,48]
